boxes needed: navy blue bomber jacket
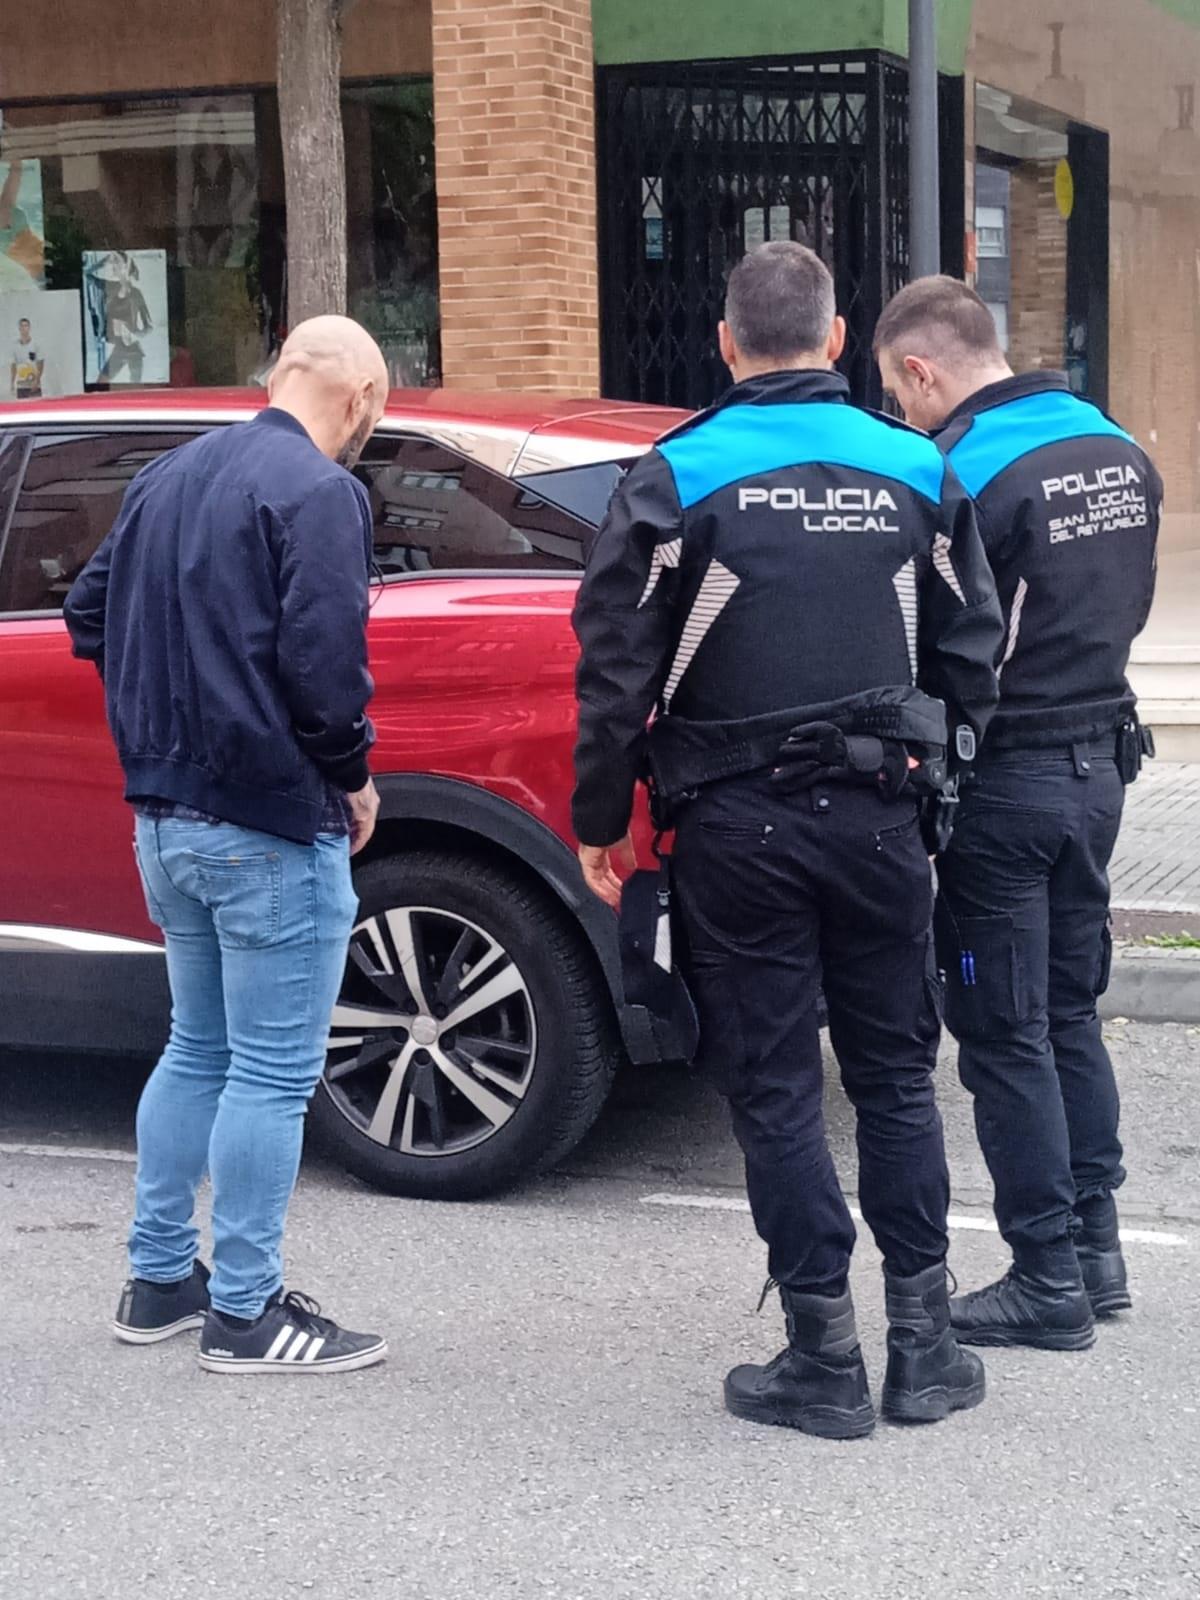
[64,408,376,844]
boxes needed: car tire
[308,849,621,1200]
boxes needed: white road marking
[0,1142,1191,1252]
[0,1141,136,1164]
[640,1191,1191,1248]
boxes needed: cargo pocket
[876,810,921,847]
[1094,919,1114,998]
[195,851,283,950]
[698,818,776,843]
[934,899,1021,1041]
[687,962,750,1097]
[918,933,945,1044]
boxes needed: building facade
[2,0,1197,548]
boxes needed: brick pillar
[431,0,599,394]
[1007,161,1068,374]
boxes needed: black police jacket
[936,371,1161,751]
[571,369,1004,847]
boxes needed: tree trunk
[276,0,349,327]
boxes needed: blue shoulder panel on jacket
[657,403,946,509]
[948,390,1135,498]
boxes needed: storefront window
[0,79,438,398]
[974,83,1109,402]
[344,82,440,388]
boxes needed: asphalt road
[2,1024,1199,1600]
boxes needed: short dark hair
[724,242,836,361]
[873,275,1003,367]
[18,317,30,327]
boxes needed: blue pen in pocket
[960,950,976,986]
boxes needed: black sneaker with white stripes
[113,1261,211,1344]
[198,1290,387,1375]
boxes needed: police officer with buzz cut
[875,275,1161,1353]
[571,242,1004,1441]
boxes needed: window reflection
[0,431,198,612]
[1,80,439,394]
[356,438,589,576]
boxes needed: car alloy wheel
[325,904,537,1158]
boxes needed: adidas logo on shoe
[198,1289,386,1375]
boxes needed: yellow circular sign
[1055,158,1075,221]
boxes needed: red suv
[0,386,689,1198]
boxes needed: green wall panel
[592,0,889,67]
[1151,1,1200,25]
[592,0,972,70]
[592,1,1198,72]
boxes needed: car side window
[0,429,200,614]
[512,460,632,527]
[0,433,31,589]
[353,435,592,576]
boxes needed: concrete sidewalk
[1111,762,1200,924]
[1105,762,1200,1021]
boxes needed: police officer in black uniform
[572,244,1004,1439]
[875,276,1161,1352]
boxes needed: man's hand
[346,778,380,856]
[579,833,637,909]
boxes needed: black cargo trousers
[935,741,1126,1267]
[672,771,951,1296]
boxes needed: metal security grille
[597,54,910,411]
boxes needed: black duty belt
[975,720,1154,785]
[647,688,950,806]
[985,735,1119,759]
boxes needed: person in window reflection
[11,316,44,399]
[0,159,45,288]
[91,252,153,386]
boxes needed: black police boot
[1075,1203,1132,1318]
[950,1246,1095,1351]
[724,1285,876,1441]
[881,1263,987,1425]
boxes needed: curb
[1102,944,1200,1025]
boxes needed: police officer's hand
[579,834,637,909]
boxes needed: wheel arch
[363,774,664,1066]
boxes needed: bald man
[66,316,391,1375]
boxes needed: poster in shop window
[2,288,84,400]
[0,159,47,291]
[82,249,170,386]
